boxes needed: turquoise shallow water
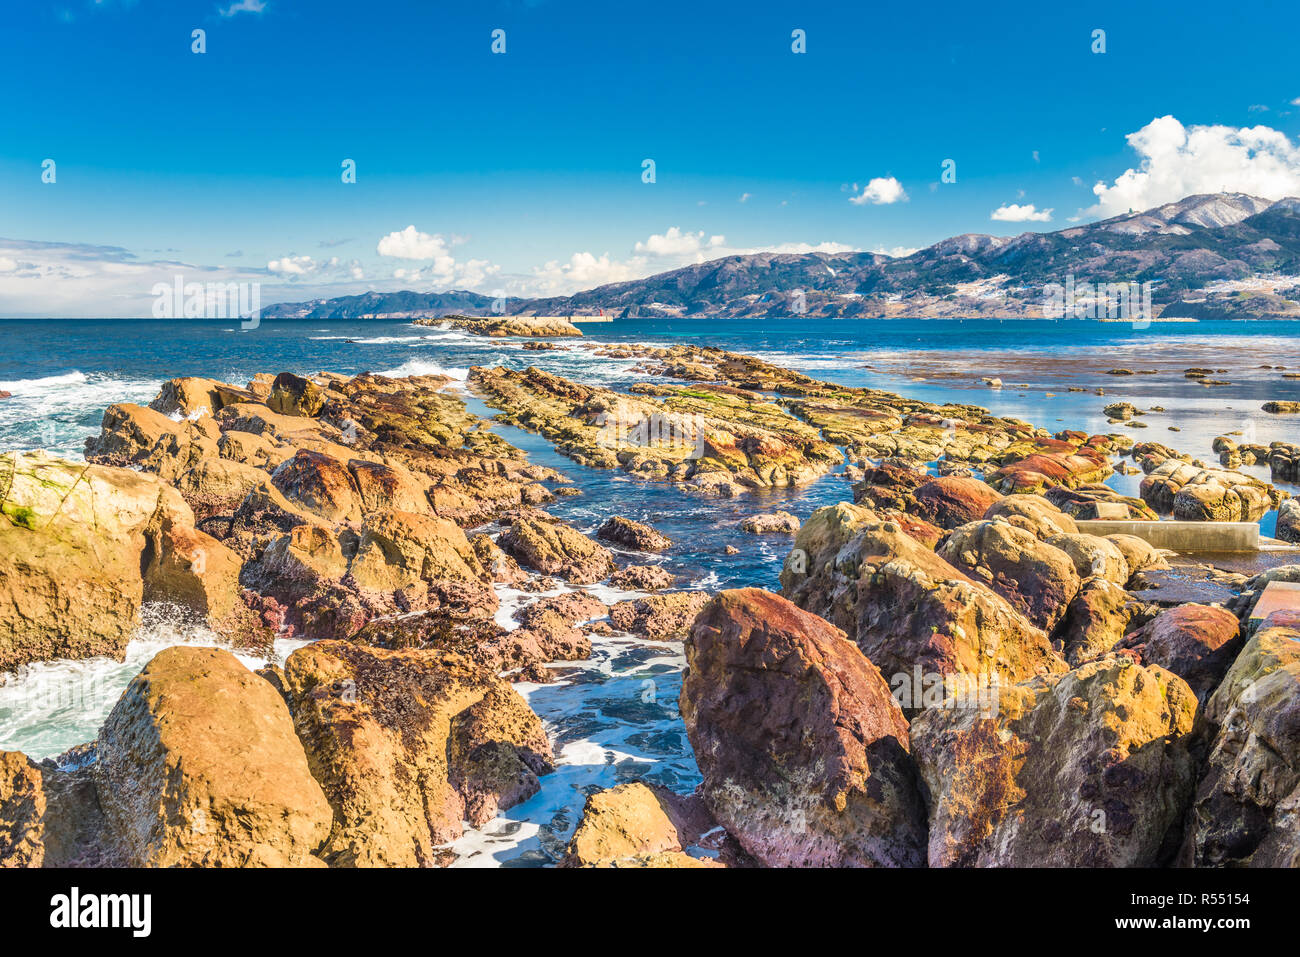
[0,316,1297,864]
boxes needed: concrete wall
[1077,519,1259,553]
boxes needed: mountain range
[263,193,1300,321]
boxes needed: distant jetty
[413,314,583,337]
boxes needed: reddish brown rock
[94,646,333,867]
[1120,603,1242,700]
[0,751,46,867]
[271,449,363,524]
[908,476,1003,530]
[680,588,926,867]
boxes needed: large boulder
[94,646,333,867]
[1054,577,1141,665]
[1045,532,1130,586]
[347,458,431,515]
[596,515,672,551]
[911,655,1199,867]
[983,493,1078,539]
[348,509,484,593]
[908,476,1003,530]
[266,372,327,417]
[680,588,927,867]
[281,640,553,866]
[562,782,722,868]
[271,449,363,524]
[608,591,711,640]
[1181,623,1300,866]
[0,452,192,671]
[1140,461,1278,521]
[938,519,1081,632]
[1278,498,1300,544]
[1120,603,1242,700]
[782,509,1065,709]
[498,516,616,584]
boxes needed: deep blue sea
[1,316,1297,864]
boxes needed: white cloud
[633,227,725,259]
[377,225,452,260]
[849,176,908,206]
[219,0,266,16]
[267,254,316,276]
[517,229,859,297]
[1089,115,1300,217]
[991,203,1053,223]
[871,245,919,258]
[738,192,752,203]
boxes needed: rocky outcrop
[1045,532,1131,586]
[596,515,672,551]
[1120,603,1242,700]
[94,646,333,867]
[983,493,1078,539]
[609,565,676,590]
[0,451,208,671]
[907,476,1002,530]
[280,640,553,866]
[739,511,801,534]
[609,591,711,640]
[418,315,583,338]
[782,507,1065,708]
[498,515,616,584]
[1181,623,1300,866]
[911,655,1198,867]
[1055,578,1142,665]
[469,364,843,493]
[938,519,1081,632]
[561,782,723,868]
[1140,461,1280,521]
[681,589,927,867]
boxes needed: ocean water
[1,315,1298,865]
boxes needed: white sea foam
[0,606,308,761]
[376,358,470,382]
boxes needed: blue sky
[3,0,1300,315]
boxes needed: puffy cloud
[267,254,316,276]
[871,245,919,258]
[518,229,858,297]
[1089,115,1300,217]
[377,225,452,260]
[991,203,1053,223]
[849,176,908,206]
[633,227,725,259]
[374,225,497,288]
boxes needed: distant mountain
[262,289,496,319]
[262,193,1300,321]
